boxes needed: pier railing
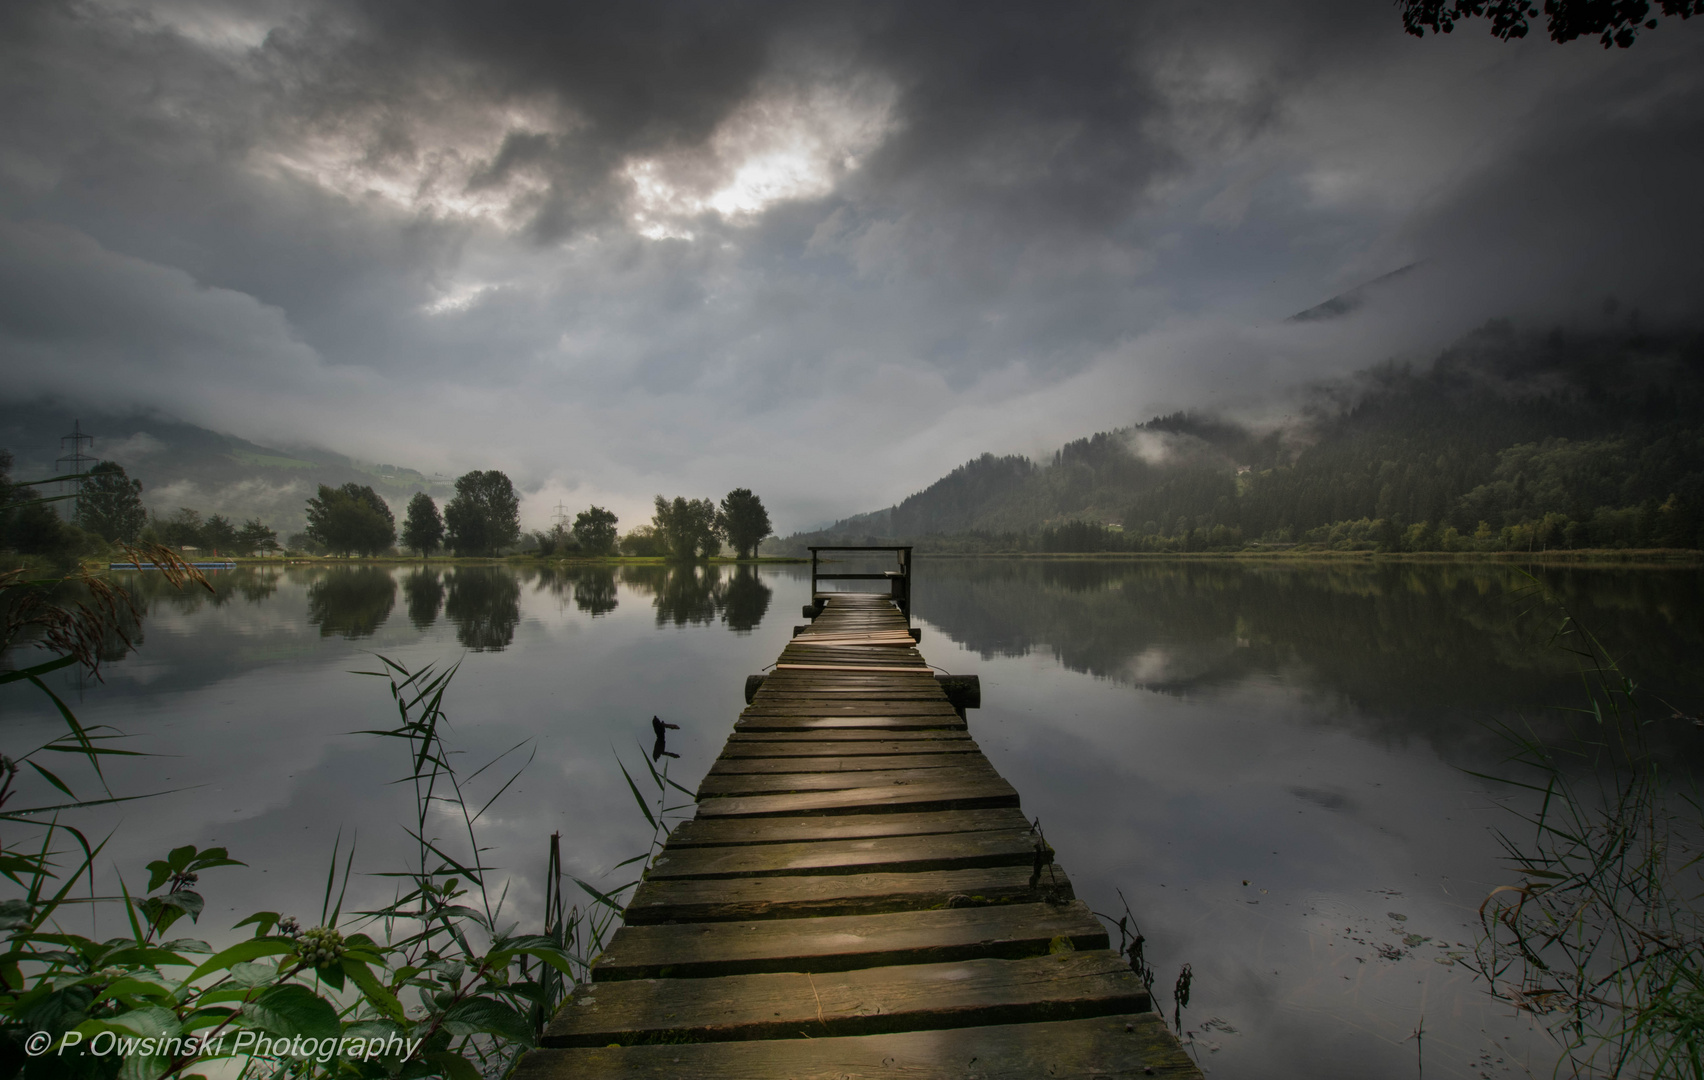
[807,544,912,617]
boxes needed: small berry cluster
[295,925,346,967]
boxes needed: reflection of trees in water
[573,569,618,617]
[235,572,279,604]
[305,567,397,639]
[528,566,619,617]
[913,560,1704,756]
[652,565,720,627]
[445,567,521,651]
[402,569,444,629]
[620,564,770,630]
[721,565,771,631]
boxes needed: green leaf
[342,958,406,1022]
[486,937,575,977]
[100,946,194,969]
[313,960,345,992]
[0,898,35,930]
[344,1019,408,1058]
[241,983,340,1041]
[232,912,280,937]
[186,848,242,873]
[573,876,635,914]
[0,653,77,685]
[225,961,280,988]
[25,760,77,800]
[133,891,203,934]
[96,975,177,1004]
[441,996,533,1042]
[104,1005,182,1080]
[183,937,297,985]
[422,1049,482,1080]
[617,760,657,831]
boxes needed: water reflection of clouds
[6,559,1681,1077]
[4,564,798,977]
[953,654,1545,1077]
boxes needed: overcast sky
[2,1,1700,531]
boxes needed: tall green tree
[652,495,719,560]
[160,507,205,549]
[572,506,619,555]
[202,513,240,553]
[235,518,279,554]
[305,483,396,556]
[75,460,147,543]
[444,471,521,556]
[401,491,446,559]
[719,488,772,559]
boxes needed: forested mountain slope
[774,323,1704,553]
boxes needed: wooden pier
[518,578,1203,1079]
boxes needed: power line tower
[552,502,570,530]
[55,419,95,520]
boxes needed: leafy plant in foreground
[0,651,600,1080]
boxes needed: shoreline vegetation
[82,547,1703,569]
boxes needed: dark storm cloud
[1,0,1700,529]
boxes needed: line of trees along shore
[0,451,280,557]
[306,476,772,560]
[611,489,772,560]
[1,452,773,564]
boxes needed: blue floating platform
[110,561,237,571]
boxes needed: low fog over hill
[774,322,1704,553]
[0,403,451,537]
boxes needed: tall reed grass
[1469,605,1704,1077]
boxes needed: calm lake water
[5,558,1702,1078]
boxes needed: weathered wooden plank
[773,660,933,667]
[784,633,914,640]
[739,698,967,715]
[691,777,1014,817]
[754,689,945,699]
[708,750,982,771]
[760,671,936,682]
[520,1013,1202,1079]
[665,807,1032,847]
[524,1012,1199,1078]
[724,729,972,744]
[623,862,1075,923]
[743,701,961,715]
[696,763,999,798]
[779,649,925,663]
[646,828,1043,880]
[789,638,917,647]
[717,745,977,763]
[754,684,943,696]
[591,900,1107,980]
[544,950,1140,1046]
[733,716,967,733]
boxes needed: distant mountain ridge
[772,322,1704,552]
[0,402,451,535]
